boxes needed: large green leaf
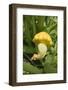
[45,55,53,64]
[43,64,57,73]
[23,62,42,74]
[44,54,57,73]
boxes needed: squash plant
[23,15,57,74]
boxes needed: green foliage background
[23,15,57,74]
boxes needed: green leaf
[50,47,55,54]
[36,16,45,32]
[49,29,57,35]
[23,16,32,45]
[47,23,57,33]
[31,16,36,36]
[43,64,57,73]
[44,54,57,73]
[23,62,42,74]
[45,55,53,64]
[23,45,36,54]
[52,56,57,67]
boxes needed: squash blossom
[31,32,53,60]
